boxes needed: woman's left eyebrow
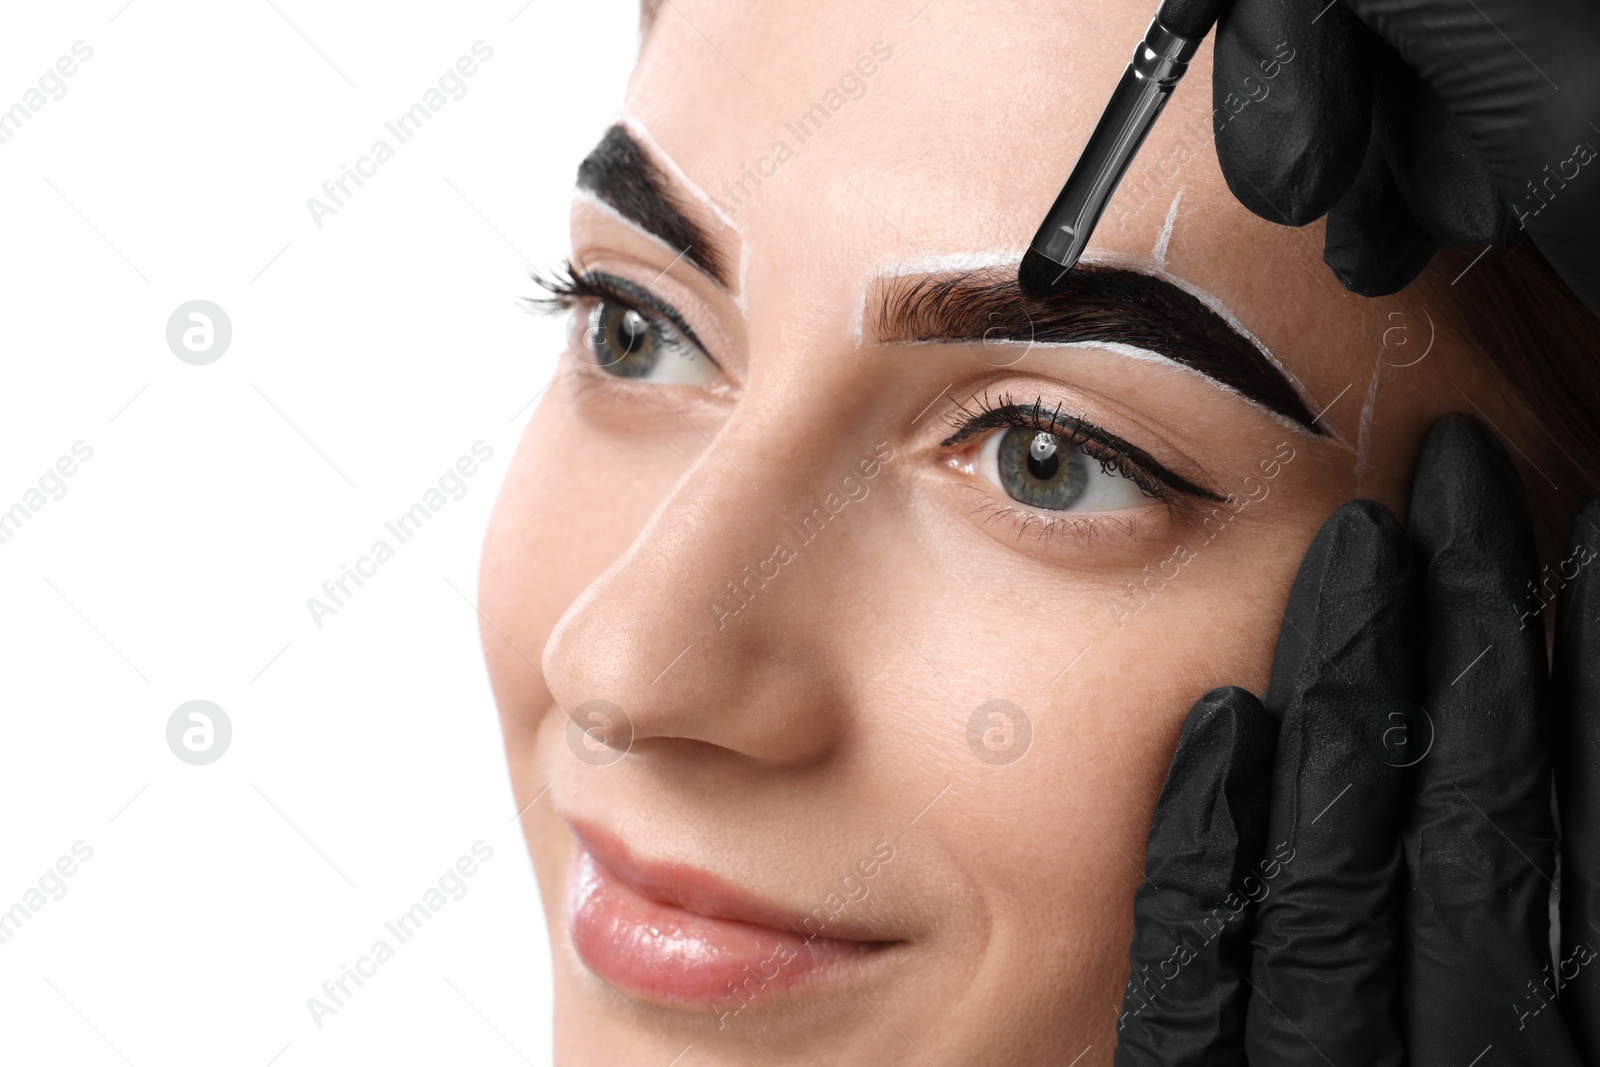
[576,124,733,289]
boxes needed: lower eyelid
[960,489,1151,549]
[937,430,1194,558]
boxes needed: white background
[0,2,630,1063]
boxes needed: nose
[540,431,855,766]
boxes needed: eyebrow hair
[576,124,730,288]
[874,266,1321,433]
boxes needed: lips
[565,819,893,1006]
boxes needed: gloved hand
[1112,413,1600,1065]
[1202,0,1600,302]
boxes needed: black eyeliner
[941,398,1224,503]
[529,264,717,368]
[582,272,714,362]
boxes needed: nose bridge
[540,422,852,763]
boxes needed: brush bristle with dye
[1018,247,1068,300]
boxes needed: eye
[582,298,713,387]
[978,427,1151,512]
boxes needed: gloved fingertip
[1118,686,1274,1065]
[1320,75,1439,296]
[1408,412,1529,554]
[1204,686,1278,777]
[1212,0,1374,226]
[1285,498,1409,597]
[1150,687,1276,864]
[1322,207,1436,296]
[1178,686,1275,754]
[1262,499,1411,712]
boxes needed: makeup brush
[1018,0,1229,300]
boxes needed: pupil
[618,309,649,353]
[1027,432,1060,479]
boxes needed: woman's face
[481,1,1516,1062]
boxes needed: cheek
[937,518,1309,990]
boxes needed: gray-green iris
[998,429,1089,510]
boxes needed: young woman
[480,0,1599,1061]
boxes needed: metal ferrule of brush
[1030,18,1202,270]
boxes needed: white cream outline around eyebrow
[1152,188,1185,269]
[573,190,697,267]
[852,249,1341,443]
[1355,349,1384,489]
[617,115,750,308]
[961,340,1320,439]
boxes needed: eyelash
[939,391,1220,538]
[524,260,713,364]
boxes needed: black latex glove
[1113,414,1600,1064]
[1205,0,1600,302]
[1554,491,1600,1055]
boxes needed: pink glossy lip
[565,819,894,1006]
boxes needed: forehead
[616,0,1377,427]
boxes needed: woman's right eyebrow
[872,267,1324,434]
[575,124,733,290]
